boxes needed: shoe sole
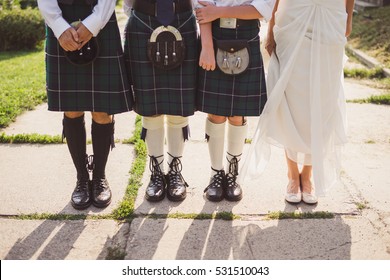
[205,194,224,202]
[302,200,318,205]
[71,201,92,210]
[285,199,301,204]
[225,194,243,202]
[145,193,165,202]
[167,192,186,202]
[92,199,111,208]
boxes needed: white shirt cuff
[82,13,101,37]
[51,17,71,39]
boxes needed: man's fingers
[70,28,79,43]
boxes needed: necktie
[156,0,175,26]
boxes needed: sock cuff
[227,122,247,143]
[166,115,188,128]
[205,118,226,138]
[142,115,165,130]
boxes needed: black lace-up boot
[225,153,243,201]
[91,120,114,208]
[145,155,166,202]
[166,153,188,201]
[63,115,91,210]
[204,168,225,202]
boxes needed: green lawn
[349,6,390,68]
[0,50,46,128]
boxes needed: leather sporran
[147,26,185,70]
[215,39,250,75]
[65,38,99,66]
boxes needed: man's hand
[58,27,80,51]
[196,1,219,24]
[75,23,93,49]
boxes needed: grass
[0,133,63,144]
[349,6,390,68]
[348,93,390,105]
[266,211,334,220]
[0,50,46,128]
[356,202,368,211]
[112,115,147,220]
[144,212,240,221]
[344,67,386,79]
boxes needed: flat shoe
[285,191,302,204]
[302,192,318,204]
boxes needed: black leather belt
[215,18,259,28]
[133,0,193,17]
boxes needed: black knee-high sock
[91,120,114,180]
[63,115,88,181]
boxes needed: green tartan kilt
[45,3,133,115]
[197,21,267,117]
[124,10,198,117]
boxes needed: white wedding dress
[239,0,348,195]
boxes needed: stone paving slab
[1,103,137,141]
[126,217,390,260]
[0,219,129,260]
[0,144,134,215]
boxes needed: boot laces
[167,153,187,187]
[226,153,241,187]
[87,155,95,173]
[149,155,164,187]
[204,168,225,192]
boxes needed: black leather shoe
[145,155,166,202]
[166,155,188,201]
[91,178,112,208]
[225,172,243,201]
[204,169,225,202]
[71,179,92,210]
[225,154,243,201]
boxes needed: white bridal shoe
[302,191,318,204]
[285,181,302,204]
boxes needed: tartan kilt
[45,4,133,115]
[197,22,267,117]
[124,10,198,117]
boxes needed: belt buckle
[220,18,237,29]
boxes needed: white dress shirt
[37,0,116,38]
[192,0,275,21]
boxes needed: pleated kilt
[45,3,133,114]
[197,21,267,116]
[124,10,198,117]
